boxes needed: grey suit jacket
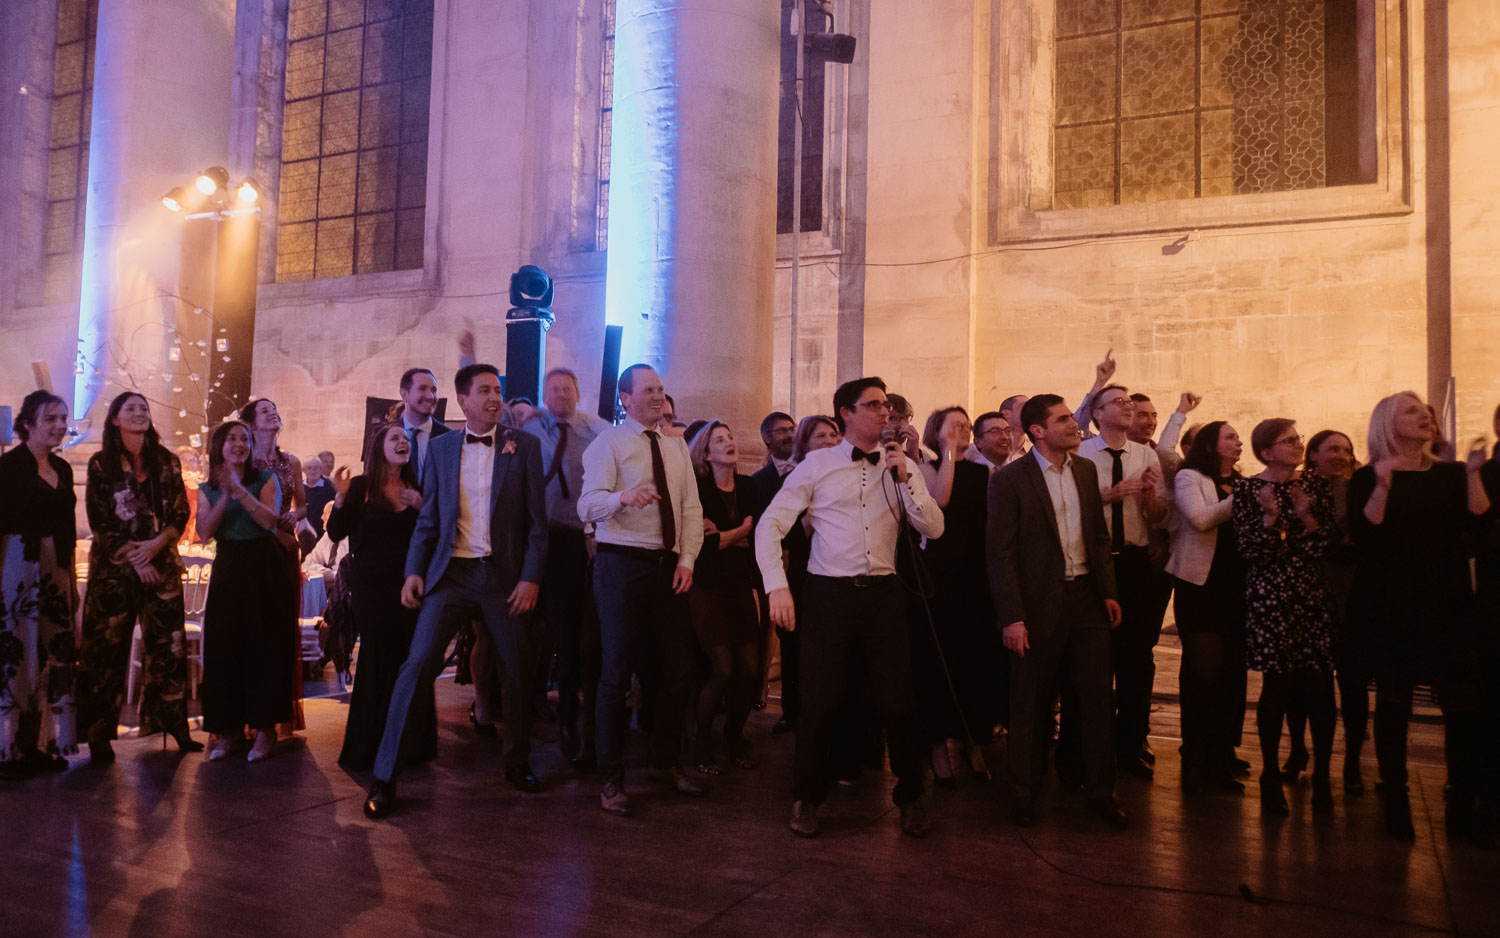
[405,426,549,590]
[986,450,1117,636]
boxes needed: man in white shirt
[364,364,549,819]
[987,394,1125,830]
[758,377,944,839]
[1078,385,1168,781]
[523,367,608,771]
[578,364,705,816]
[399,367,454,488]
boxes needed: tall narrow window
[596,0,615,250]
[1052,0,1369,209]
[276,0,434,282]
[45,0,98,302]
[777,0,826,234]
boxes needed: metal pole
[789,0,804,416]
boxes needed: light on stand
[236,178,260,204]
[195,166,229,195]
[162,188,185,212]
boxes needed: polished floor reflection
[1,634,1495,938]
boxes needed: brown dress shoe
[648,766,707,796]
[600,780,632,816]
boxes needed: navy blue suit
[373,426,548,781]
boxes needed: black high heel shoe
[469,703,497,738]
[1280,749,1309,782]
[167,727,205,753]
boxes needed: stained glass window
[45,0,98,302]
[777,0,826,234]
[1053,0,1366,209]
[596,0,615,251]
[276,0,433,282]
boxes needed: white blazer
[1165,468,1235,586]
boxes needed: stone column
[75,0,233,441]
[603,0,778,446]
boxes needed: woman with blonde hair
[1348,391,1492,843]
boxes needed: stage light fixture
[162,188,185,212]
[236,178,260,204]
[509,265,555,313]
[195,166,230,195]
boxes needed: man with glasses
[970,411,1013,471]
[757,377,944,839]
[1078,384,1167,780]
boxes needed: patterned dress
[254,448,306,732]
[78,449,192,741]
[0,445,78,763]
[1232,473,1338,674]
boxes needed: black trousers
[1008,577,1115,800]
[544,527,600,755]
[1111,546,1171,755]
[794,575,924,806]
[593,545,696,784]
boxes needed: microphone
[880,424,903,482]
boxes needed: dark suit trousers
[593,546,696,784]
[794,575,924,807]
[545,527,599,750]
[374,558,536,782]
[1008,577,1116,800]
[1111,545,1170,753]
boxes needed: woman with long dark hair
[197,420,290,762]
[1167,420,1248,796]
[0,391,78,777]
[1348,391,1492,843]
[1233,419,1339,815]
[239,398,307,733]
[917,406,996,786]
[329,423,436,769]
[78,392,199,764]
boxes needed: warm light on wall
[195,165,229,195]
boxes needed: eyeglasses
[976,426,1009,437]
[1102,397,1133,408]
[1275,435,1304,448]
[855,400,892,413]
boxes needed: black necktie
[466,433,493,447]
[850,447,879,465]
[1106,447,1125,553]
[644,430,677,551]
[545,421,571,499]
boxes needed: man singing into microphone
[756,377,944,838]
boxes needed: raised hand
[1256,483,1280,525]
[332,465,353,497]
[1176,391,1202,414]
[1373,458,1394,490]
[1466,437,1489,472]
[1094,348,1117,388]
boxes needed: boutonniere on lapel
[500,431,517,456]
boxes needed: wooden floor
[3,635,1497,938]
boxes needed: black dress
[917,459,998,741]
[329,476,435,769]
[689,473,765,648]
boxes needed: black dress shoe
[1138,742,1155,766]
[505,764,541,793]
[899,798,931,838]
[1118,752,1154,780]
[364,780,396,820]
[1010,796,1038,827]
[1085,796,1128,829]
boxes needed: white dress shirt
[577,416,704,568]
[756,439,945,594]
[453,425,495,559]
[1077,435,1165,548]
[1032,447,1089,577]
[772,456,796,478]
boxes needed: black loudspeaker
[505,318,549,406]
[597,324,623,423]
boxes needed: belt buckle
[851,574,870,588]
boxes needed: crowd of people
[1,351,1497,849]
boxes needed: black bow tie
[465,434,494,447]
[851,447,879,465]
